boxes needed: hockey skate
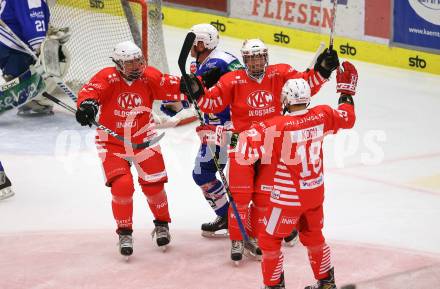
[201,215,228,238]
[151,220,171,251]
[17,100,54,117]
[263,272,285,289]
[244,237,262,261]
[0,172,14,201]
[283,229,299,247]
[117,230,133,260]
[231,240,244,266]
[304,267,337,289]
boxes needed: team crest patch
[246,90,273,109]
[117,92,142,109]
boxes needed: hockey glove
[76,99,99,127]
[201,67,222,88]
[336,61,358,96]
[314,48,340,79]
[48,25,71,44]
[230,132,239,149]
[180,74,204,102]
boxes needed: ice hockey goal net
[49,0,169,91]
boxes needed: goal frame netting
[49,0,169,90]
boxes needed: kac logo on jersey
[246,90,273,109]
[408,0,440,25]
[117,92,142,109]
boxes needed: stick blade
[178,32,196,74]
[134,132,165,149]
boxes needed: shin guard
[307,243,332,280]
[141,182,171,223]
[111,174,135,230]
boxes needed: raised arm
[285,48,340,96]
[196,74,234,113]
[145,67,186,102]
[325,61,358,133]
[180,71,234,114]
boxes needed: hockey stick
[42,92,164,150]
[308,41,326,69]
[328,0,338,51]
[178,32,249,242]
[0,19,77,102]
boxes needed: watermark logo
[246,90,273,109]
[408,0,440,25]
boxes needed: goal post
[48,0,169,90]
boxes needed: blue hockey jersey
[192,48,243,126]
[0,0,50,53]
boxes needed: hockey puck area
[0,230,439,289]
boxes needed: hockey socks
[142,183,171,223]
[259,231,284,286]
[307,243,333,280]
[200,179,229,216]
[111,175,135,230]
[261,249,284,286]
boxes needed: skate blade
[124,256,130,262]
[160,245,168,252]
[16,110,54,117]
[283,240,296,247]
[234,260,240,267]
[0,188,14,200]
[283,235,299,247]
[201,230,229,238]
[244,249,262,261]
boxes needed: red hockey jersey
[196,64,326,132]
[77,66,184,145]
[245,103,356,208]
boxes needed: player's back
[0,0,50,51]
[257,105,345,208]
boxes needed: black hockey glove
[76,99,99,127]
[180,74,204,103]
[201,67,222,88]
[314,48,340,79]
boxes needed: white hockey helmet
[190,24,219,50]
[111,41,146,81]
[281,78,311,108]
[241,39,268,80]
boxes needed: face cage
[115,57,146,81]
[243,53,268,80]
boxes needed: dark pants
[0,43,34,78]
